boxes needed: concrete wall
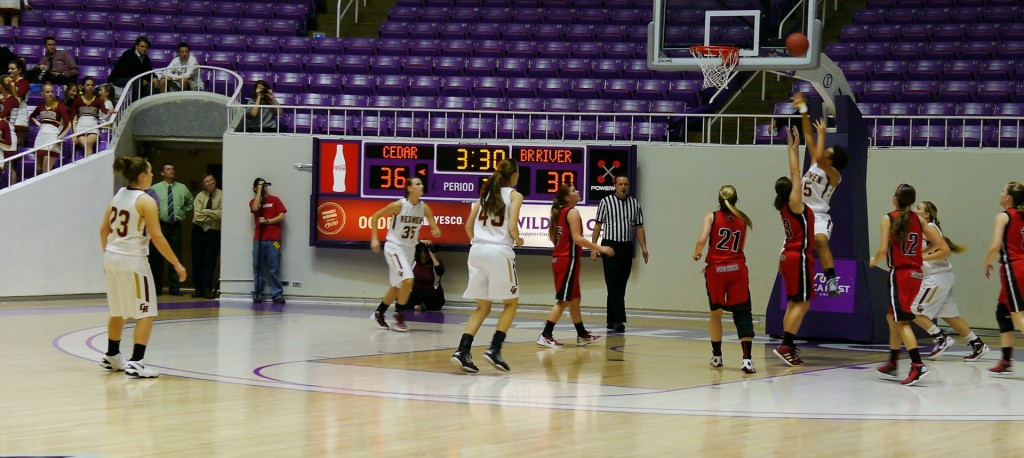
[220,134,1024,327]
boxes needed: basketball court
[2,296,1023,455]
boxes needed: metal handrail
[335,0,364,37]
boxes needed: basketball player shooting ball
[792,92,848,296]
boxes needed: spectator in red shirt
[249,178,287,303]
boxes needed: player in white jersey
[369,177,442,332]
[909,201,990,361]
[794,92,849,296]
[451,158,524,374]
[99,157,186,379]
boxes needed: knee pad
[731,308,755,339]
[997,304,1015,333]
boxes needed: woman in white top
[100,156,186,379]
[451,158,525,374]
[368,176,442,332]
[71,77,106,156]
[910,201,990,361]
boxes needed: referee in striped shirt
[590,176,649,332]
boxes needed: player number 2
[715,228,742,252]
[901,233,920,256]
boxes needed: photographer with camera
[239,79,281,133]
[249,177,286,303]
[406,240,446,312]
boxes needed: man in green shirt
[149,163,193,295]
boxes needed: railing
[1,66,243,190]
[336,0,367,37]
[224,103,1024,149]
[778,0,835,39]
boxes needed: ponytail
[1009,182,1024,211]
[920,201,965,254]
[479,158,518,219]
[718,185,752,228]
[890,183,917,242]
[549,184,572,242]
[773,177,792,211]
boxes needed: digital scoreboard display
[311,139,636,251]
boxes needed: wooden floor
[2,295,1023,456]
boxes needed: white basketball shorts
[463,243,519,302]
[103,252,159,319]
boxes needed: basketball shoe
[100,354,126,371]
[826,277,840,297]
[576,333,602,346]
[741,359,756,374]
[392,311,409,332]
[901,363,929,386]
[773,345,803,366]
[451,351,479,373]
[483,348,510,372]
[928,333,954,360]
[372,311,390,330]
[963,341,990,362]
[709,355,724,368]
[536,334,563,348]
[876,361,899,379]
[989,359,1014,377]
[124,360,159,378]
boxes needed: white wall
[0,153,113,296]
[220,135,1024,327]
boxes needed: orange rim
[690,45,740,65]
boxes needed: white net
[689,46,740,90]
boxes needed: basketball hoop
[689,45,741,90]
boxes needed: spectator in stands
[0,80,13,187]
[191,173,222,299]
[0,0,28,27]
[62,82,79,107]
[34,37,79,86]
[29,83,71,174]
[98,83,116,123]
[7,58,30,148]
[0,75,18,185]
[71,77,106,157]
[109,37,158,100]
[407,240,446,311]
[160,43,201,93]
[239,80,281,133]
[0,46,18,73]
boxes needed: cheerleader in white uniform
[71,77,107,156]
[30,83,71,174]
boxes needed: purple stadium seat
[206,17,237,35]
[476,97,510,111]
[287,113,323,135]
[874,61,910,81]
[596,121,631,141]
[978,60,1016,81]
[616,99,650,113]
[545,98,580,113]
[668,80,702,106]
[245,3,278,19]
[273,93,298,106]
[310,54,342,74]
[309,74,344,94]
[474,40,507,58]
[344,37,377,56]
[632,121,667,142]
[409,39,443,56]
[342,74,376,96]
[91,0,120,13]
[281,36,314,54]
[377,39,409,57]
[14,26,50,46]
[276,73,310,94]
[622,59,652,79]
[368,95,404,108]
[994,103,1024,117]
[603,79,636,100]
[205,51,238,70]
[932,24,967,42]
[537,42,572,59]
[438,96,474,111]
[82,30,115,48]
[976,81,1017,103]
[298,93,333,106]
[883,102,920,123]
[862,80,904,103]
[572,42,605,59]
[910,125,949,147]
[238,53,269,72]
[277,3,311,22]
[176,16,207,35]
[873,125,910,147]
[181,1,213,17]
[78,66,108,82]
[571,79,603,100]
[825,42,858,61]
[389,7,420,23]
[404,96,437,110]
[754,124,785,145]
[527,58,560,78]
[44,10,77,29]
[427,117,462,138]
[773,102,797,115]
[497,117,529,139]
[272,54,304,73]
[464,117,498,138]
[481,8,515,24]
[496,58,529,77]
[380,23,409,40]
[78,12,111,30]
[651,100,686,114]
[580,98,615,113]
[961,42,997,60]
[442,39,474,57]
[897,24,931,43]
[853,9,884,25]
[921,102,957,119]
[507,41,538,58]
[215,35,249,52]
[410,23,441,40]
[439,23,468,40]
[335,94,369,108]
[1003,24,1024,41]
[856,103,882,116]
[236,21,268,38]
[578,8,609,25]
[938,81,976,103]
[398,56,431,76]
[561,58,592,78]
[430,56,463,76]
[378,75,411,96]
[529,118,565,140]
[324,114,358,135]
[868,24,900,43]
[592,59,624,78]
[410,76,443,96]
[533,24,565,41]
[560,119,595,141]
[949,125,990,148]
[395,117,427,137]
[509,98,544,112]
[926,42,962,60]
[636,80,670,100]
[917,8,953,24]
[890,42,926,61]
[998,41,1024,60]
[987,125,1024,148]
[150,32,181,50]
[596,24,631,43]
[604,42,639,59]
[77,47,110,67]
[475,77,508,97]
[840,61,874,81]
[267,19,302,36]
[148,49,175,68]
[857,42,892,61]
[467,24,500,41]
[901,80,940,103]
[507,78,539,98]
[544,8,576,25]
[985,5,1020,23]
[537,78,570,98]
[958,102,994,122]
[905,60,944,81]
[502,23,534,41]
[370,55,403,75]
[965,23,1002,42]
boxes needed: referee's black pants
[601,239,635,326]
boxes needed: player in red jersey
[536,184,615,349]
[693,184,755,373]
[871,184,950,386]
[983,182,1024,376]
[772,126,815,367]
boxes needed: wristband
[797,103,808,114]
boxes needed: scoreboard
[311,139,636,251]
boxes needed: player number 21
[715,228,742,252]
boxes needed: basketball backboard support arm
[780,54,853,117]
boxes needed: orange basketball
[786,32,810,57]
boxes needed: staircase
[321,0,397,38]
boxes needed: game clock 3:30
[435,145,508,172]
